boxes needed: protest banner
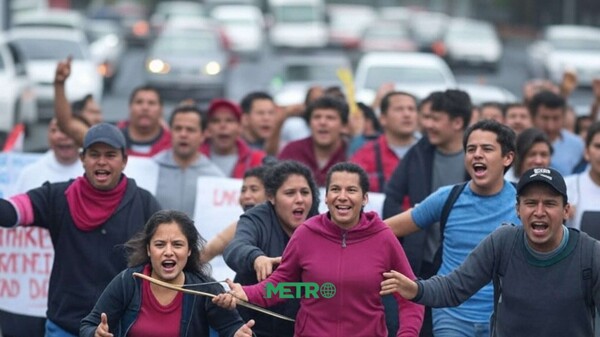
[0,152,47,316]
[193,177,243,282]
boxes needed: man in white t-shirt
[14,118,83,193]
[565,121,600,235]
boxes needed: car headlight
[204,61,221,75]
[147,59,170,74]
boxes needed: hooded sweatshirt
[244,211,424,337]
[153,149,224,217]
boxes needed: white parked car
[0,34,37,134]
[267,0,328,49]
[150,1,206,37]
[9,27,103,120]
[457,84,517,106]
[408,11,449,52]
[327,4,377,50]
[211,5,265,57]
[527,25,600,86]
[12,9,86,31]
[355,52,456,105]
[441,18,502,72]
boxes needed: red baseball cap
[207,99,242,122]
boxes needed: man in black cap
[0,123,161,337]
[381,166,600,337]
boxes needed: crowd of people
[0,55,598,337]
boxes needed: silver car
[527,25,600,86]
[458,84,517,106]
[144,18,231,102]
[0,33,37,134]
[441,18,502,72]
[8,27,103,120]
[355,52,457,105]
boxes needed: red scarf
[65,175,128,232]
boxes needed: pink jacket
[244,211,424,337]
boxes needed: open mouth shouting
[530,221,549,237]
[292,207,306,221]
[316,129,330,137]
[472,163,487,178]
[94,169,112,183]
[161,259,177,273]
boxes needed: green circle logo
[319,282,336,298]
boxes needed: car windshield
[153,31,219,54]
[548,38,600,51]
[157,5,204,17]
[330,11,374,31]
[284,63,341,82]
[13,38,84,60]
[364,66,446,90]
[365,27,409,39]
[447,26,495,42]
[274,5,319,23]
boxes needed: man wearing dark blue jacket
[382,90,471,337]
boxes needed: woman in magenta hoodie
[214,162,424,337]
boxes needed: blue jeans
[45,320,77,337]
[432,309,490,337]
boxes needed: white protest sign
[193,177,243,281]
[124,156,159,195]
[0,151,388,317]
[0,152,49,317]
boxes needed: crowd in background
[0,55,599,337]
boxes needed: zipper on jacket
[341,231,347,248]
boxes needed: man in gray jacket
[154,105,224,217]
[381,167,600,337]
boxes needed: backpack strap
[580,231,595,317]
[440,181,469,240]
[491,224,521,334]
[373,140,386,192]
[431,181,469,272]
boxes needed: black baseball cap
[517,167,568,202]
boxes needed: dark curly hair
[263,160,320,217]
[125,210,210,277]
